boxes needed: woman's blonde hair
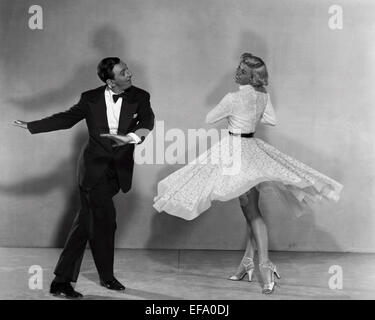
[240,53,268,87]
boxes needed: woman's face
[235,62,252,85]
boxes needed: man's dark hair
[97,57,120,83]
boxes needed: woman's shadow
[257,131,344,253]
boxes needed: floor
[0,248,374,300]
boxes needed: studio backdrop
[0,0,374,252]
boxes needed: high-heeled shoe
[259,261,281,294]
[229,257,255,282]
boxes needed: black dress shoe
[50,281,83,299]
[100,277,125,291]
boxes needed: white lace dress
[153,85,343,220]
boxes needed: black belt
[229,131,254,138]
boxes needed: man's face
[235,62,252,85]
[111,61,132,88]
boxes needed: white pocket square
[133,113,138,118]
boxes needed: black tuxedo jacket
[27,85,155,192]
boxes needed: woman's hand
[100,133,133,147]
[13,120,28,129]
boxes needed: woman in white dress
[153,53,343,294]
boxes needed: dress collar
[239,84,254,90]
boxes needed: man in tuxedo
[14,57,155,298]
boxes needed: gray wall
[1,0,374,252]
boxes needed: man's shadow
[0,130,86,246]
[7,24,149,112]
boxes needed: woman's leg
[228,194,257,280]
[244,226,256,259]
[241,187,269,264]
[239,193,256,259]
[241,187,280,291]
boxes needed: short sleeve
[205,93,233,124]
[260,93,276,126]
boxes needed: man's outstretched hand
[100,133,133,147]
[13,120,28,129]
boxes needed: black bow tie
[112,92,126,103]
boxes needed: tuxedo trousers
[54,160,120,282]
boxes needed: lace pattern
[153,136,343,220]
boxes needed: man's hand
[100,133,133,147]
[13,120,28,129]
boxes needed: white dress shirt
[104,87,141,144]
[205,84,276,133]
